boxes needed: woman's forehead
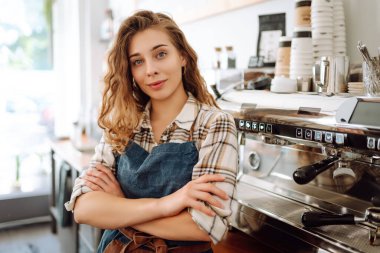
[128,28,174,56]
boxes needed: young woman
[65,10,238,253]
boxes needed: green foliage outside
[0,0,53,70]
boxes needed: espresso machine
[218,90,380,253]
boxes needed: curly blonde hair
[98,10,217,154]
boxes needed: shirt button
[162,135,168,141]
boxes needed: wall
[180,0,293,69]
[109,0,380,69]
[53,0,378,138]
[344,0,380,62]
[53,0,108,138]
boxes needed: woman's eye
[157,51,167,59]
[131,59,143,66]
[132,59,143,66]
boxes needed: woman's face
[128,28,186,102]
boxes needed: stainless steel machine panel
[219,90,380,252]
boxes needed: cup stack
[347,82,365,95]
[290,27,313,80]
[311,0,334,61]
[275,36,292,77]
[333,0,346,56]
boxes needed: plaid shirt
[65,93,238,243]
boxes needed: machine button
[314,131,323,141]
[335,133,345,145]
[325,132,333,143]
[305,129,312,140]
[251,122,258,132]
[266,124,273,133]
[245,121,251,130]
[239,120,245,129]
[259,123,266,132]
[296,128,303,138]
[367,137,376,149]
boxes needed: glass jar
[213,47,222,69]
[226,46,236,69]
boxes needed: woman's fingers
[94,164,118,183]
[84,166,125,197]
[195,183,229,200]
[191,191,224,209]
[195,174,225,183]
[191,200,216,217]
[84,180,104,191]
[83,174,107,191]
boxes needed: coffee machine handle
[371,196,380,207]
[301,211,356,227]
[293,156,339,185]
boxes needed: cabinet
[50,139,100,253]
[212,228,280,253]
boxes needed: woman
[65,10,238,253]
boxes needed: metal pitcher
[313,56,350,96]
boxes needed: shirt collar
[174,93,199,131]
[133,93,199,133]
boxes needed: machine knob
[248,151,260,171]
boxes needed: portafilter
[302,207,380,245]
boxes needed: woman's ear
[180,54,187,67]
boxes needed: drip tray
[232,179,378,253]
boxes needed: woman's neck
[150,89,188,124]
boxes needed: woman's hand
[158,174,229,217]
[83,164,125,198]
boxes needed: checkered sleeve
[65,135,115,211]
[189,111,238,244]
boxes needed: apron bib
[97,109,213,253]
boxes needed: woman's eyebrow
[152,44,168,51]
[129,44,168,58]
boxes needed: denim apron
[97,111,213,253]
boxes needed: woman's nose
[145,60,158,76]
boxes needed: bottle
[213,47,222,69]
[100,9,114,41]
[226,46,236,69]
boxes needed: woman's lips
[148,80,166,90]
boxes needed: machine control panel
[367,137,376,150]
[236,118,380,152]
[305,129,313,140]
[366,137,380,150]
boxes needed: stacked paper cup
[333,0,346,56]
[289,27,313,80]
[275,36,292,77]
[311,0,334,61]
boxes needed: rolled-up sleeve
[64,135,115,211]
[189,111,238,244]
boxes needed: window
[0,0,53,70]
[0,0,54,195]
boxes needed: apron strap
[104,227,211,253]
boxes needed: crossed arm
[74,167,228,241]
